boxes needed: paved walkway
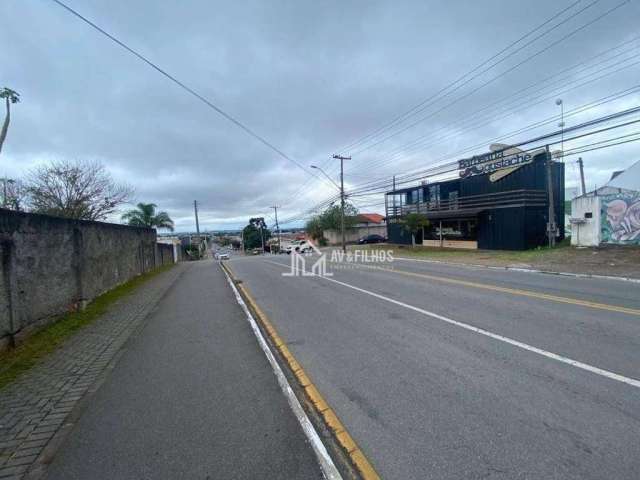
[1,261,324,479]
[0,263,186,480]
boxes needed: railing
[386,189,547,218]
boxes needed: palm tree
[0,87,20,156]
[122,203,174,231]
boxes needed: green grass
[0,264,174,391]
[356,238,573,264]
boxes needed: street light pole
[556,98,564,159]
[332,155,351,253]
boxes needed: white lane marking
[221,266,343,480]
[391,256,640,284]
[261,259,640,389]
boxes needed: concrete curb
[220,261,380,480]
[392,256,640,284]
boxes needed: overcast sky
[2,0,639,231]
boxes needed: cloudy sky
[2,0,639,231]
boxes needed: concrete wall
[0,209,170,348]
[323,225,387,245]
[571,196,601,246]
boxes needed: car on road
[285,240,314,254]
[357,234,386,244]
[215,252,229,260]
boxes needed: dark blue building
[385,150,564,250]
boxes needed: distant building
[385,145,564,250]
[571,159,640,246]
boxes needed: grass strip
[0,263,174,390]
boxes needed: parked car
[285,240,314,254]
[357,234,386,244]
[251,248,262,255]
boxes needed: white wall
[570,196,601,246]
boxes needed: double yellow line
[221,261,380,480]
[329,261,640,317]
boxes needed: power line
[347,0,630,158]
[49,0,326,183]
[360,44,640,170]
[337,92,640,196]
[334,0,587,154]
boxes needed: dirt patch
[359,243,640,279]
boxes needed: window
[428,185,440,209]
[448,191,459,210]
[585,212,593,218]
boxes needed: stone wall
[0,209,171,348]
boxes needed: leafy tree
[242,217,271,250]
[403,213,430,247]
[318,203,359,231]
[305,217,324,241]
[122,202,174,231]
[304,202,359,242]
[0,88,20,156]
[26,160,133,221]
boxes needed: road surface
[228,252,640,479]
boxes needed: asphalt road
[228,252,640,480]
[45,261,324,480]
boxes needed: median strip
[219,261,381,480]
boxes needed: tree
[1,178,26,211]
[318,203,359,231]
[242,217,271,250]
[403,213,430,247]
[26,160,133,221]
[121,202,174,231]
[0,88,20,156]
[305,217,324,241]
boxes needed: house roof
[604,159,640,191]
[356,213,385,224]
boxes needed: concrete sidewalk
[0,263,186,480]
[43,260,324,479]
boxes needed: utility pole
[577,157,587,196]
[259,221,265,253]
[333,154,351,253]
[556,98,565,160]
[271,205,281,253]
[545,146,556,248]
[193,200,200,235]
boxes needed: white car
[215,252,230,260]
[285,240,313,254]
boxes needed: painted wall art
[601,192,640,244]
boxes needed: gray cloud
[1,0,639,230]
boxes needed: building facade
[385,150,564,250]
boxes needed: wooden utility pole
[577,157,587,195]
[333,154,351,253]
[194,200,200,235]
[545,146,556,248]
[271,205,281,253]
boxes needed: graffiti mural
[601,192,640,244]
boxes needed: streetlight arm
[310,165,341,191]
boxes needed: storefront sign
[459,148,544,180]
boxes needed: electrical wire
[49,0,328,184]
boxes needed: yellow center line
[324,260,640,317]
